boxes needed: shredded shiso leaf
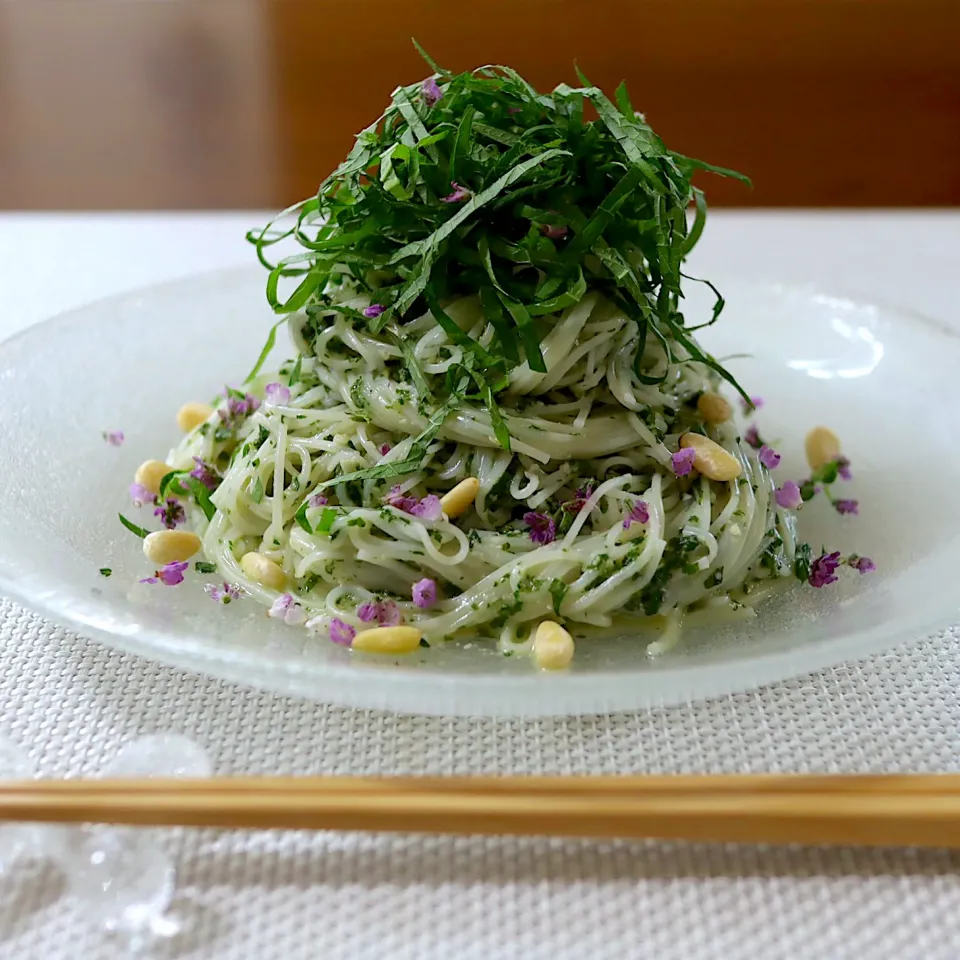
[247,44,752,432]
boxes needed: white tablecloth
[1,212,959,960]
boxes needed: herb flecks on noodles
[152,50,868,657]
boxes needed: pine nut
[176,402,214,432]
[679,433,742,482]
[440,477,480,518]
[532,620,575,670]
[240,552,287,590]
[143,530,201,565]
[696,392,732,425]
[805,425,841,471]
[352,625,423,655]
[135,459,172,495]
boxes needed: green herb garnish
[118,513,149,539]
[549,578,569,616]
[248,44,751,460]
[195,561,217,574]
[99,567,112,578]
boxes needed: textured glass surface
[0,268,957,715]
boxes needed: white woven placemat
[2,596,960,960]
[3,212,959,959]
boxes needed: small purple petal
[103,431,125,447]
[622,500,650,530]
[540,223,568,239]
[129,483,156,508]
[265,382,291,406]
[268,592,306,626]
[421,76,443,107]
[758,445,781,469]
[775,480,803,510]
[523,511,556,546]
[671,447,697,477]
[743,425,763,450]
[412,578,437,609]
[357,602,379,623]
[190,457,220,492]
[409,494,443,523]
[848,555,876,574]
[139,577,158,585]
[363,304,386,320]
[809,551,842,588]
[309,494,329,508]
[379,443,391,456]
[329,618,356,646]
[441,182,471,203]
[741,395,764,414]
[384,485,418,513]
[836,456,853,481]
[377,600,402,627]
[205,582,242,604]
[153,499,186,530]
[563,485,594,514]
[157,561,189,587]
[834,499,859,516]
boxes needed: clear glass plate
[0,267,957,716]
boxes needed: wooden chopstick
[1,775,960,849]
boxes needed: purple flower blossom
[421,76,443,107]
[758,445,781,469]
[563,485,594,514]
[441,182,471,203]
[412,578,437,609]
[363,304,386,320]
[775,480,803,510]
[540,223,568,239]
[834,498,859,516]
[190,457,220,492]
[357,599,401,626]
[218,388,260,427]
[384,486,443,522]
[507,105,522,115]
[848,555,876,574]
[672,447,697,477]
[524,511,556,545]
[140,561,189,587]
[129,483,156,508]
[268,593,306,626]
[102,430,125,446]
[743,425,763,450]
[309,493,328,508]
[809,551,842,588]
[265,382,291,406]
[205,582,243,604]
[384,485,419,513]
[836,456,853,481]
[379,443,391,456]
[329,618,356,646]
[357,602,379,623]
[622,500,650,530]
[410,494,443,522]
[153,499,186,529]
[742,395,764,414]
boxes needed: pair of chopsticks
[0,774,958,848]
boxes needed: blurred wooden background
[1,0,958,210]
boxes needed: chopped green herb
[549,578,569,616]
[99,567,112,578]
[195,561,217,574]
[250,477,264,503]
[118,513,150,539]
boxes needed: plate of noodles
[1,52,958,715]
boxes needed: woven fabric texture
[1,598,959,960]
